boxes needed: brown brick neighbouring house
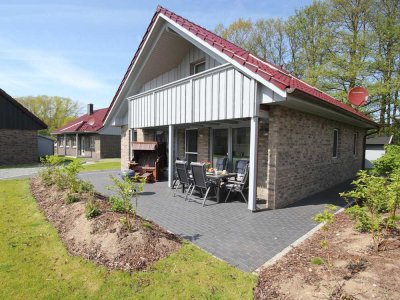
[52,104,121,159]
[0,89,48,166]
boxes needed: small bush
[143,221,153,230]
[85,199,101,219]
[311,257,325,265]
[66,193,80,204]
[345,205,372,232]
[109,196,133,214]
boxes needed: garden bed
[254,213,400,299]
[30,177,181,271]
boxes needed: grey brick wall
[264,106,366,208]
[197,128,210,162]
[0,129,38,165]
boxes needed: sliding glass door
[212,129,229,167]
[185,129,198,164]
[232,127,250,169]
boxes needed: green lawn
[0,179,256,299]
[80,158,121,172]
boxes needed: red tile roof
[53,108,107,134]
[104,5,375,125]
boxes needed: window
[71,136,77,148]
[132,130,137,142]
[58,136,64,147]
[353,132,358,155]
[89,136,95,149]
[185,129,198,164]
[66,136,70,147]
[191,59,206,75]
[333,129,339,158]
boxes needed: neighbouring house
[0,88,48,165]
[38,134,55,158]
[103,6,377,211]
[52,104,121,159]
[365,135,394,168]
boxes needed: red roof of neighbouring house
[52,108,107,134]
[104,5,375,125]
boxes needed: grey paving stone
[80,171,351,272]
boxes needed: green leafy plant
[311,257,324,265]
[66,193,80,204]
[85,199,101,219]
[371,145,400,176]
[341,170,389,251]
[63,159,84,193]
[313,204,336,270]
[107,175,145,231]
[109,196,133,213]
[39,155,67,186]
[143,221,153,230]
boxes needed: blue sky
[0,0,312,110]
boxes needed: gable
[0,89,47,130]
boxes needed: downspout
[362,129,379,170]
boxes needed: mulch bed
[30,177,181,271]
[254,213,400,299]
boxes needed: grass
[80,158,121,172]
[0,163,41,169]
[0,179,256,299]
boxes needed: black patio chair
[189,162,218,206]
[215,157,228,171]
[173,160,193,201]
[225,163,249,203]
[234,159,250,181]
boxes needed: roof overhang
[283,91,378,129]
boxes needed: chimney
[87,103,94,115]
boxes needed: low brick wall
[120,125,130,170]
[0,129,38,165]
[265,106,366,208]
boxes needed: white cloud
[0,38,106,91]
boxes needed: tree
[17,95,82,136]
[215,18,255,53]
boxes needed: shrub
[63,159,84,193]
[345,205,371,232]
[85,198,101,219]
[107,175,145,231]
[371,145,400,176]
[341,170,389,251]
[109,196,133,213]
[66,193,80,204]
[143,221,153,230]
[39,155,66,186]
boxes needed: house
[365,135,393,168]
[38,134,55,158]
[104,6,377,211]
[52,104,121,159]
[0,88,48,165]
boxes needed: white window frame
[333,129,339,158]
[59,136,64,148]
[185,128,198,160]
[89,136,95,150]
[191,58,206,75]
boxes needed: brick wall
[100,135,121,158]
[197,128,210,162]
[257,120,269,200]
[265,106,366,208]
[0,129,38,165]
[120,125,130,170]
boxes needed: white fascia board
[159,14,287,99]
[104,14,165,126]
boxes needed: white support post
[248,116,259,211]
[168,125,174,188]
[75,133,79,157]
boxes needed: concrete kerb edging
[253,202,353,275]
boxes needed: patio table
[206,172,237,203]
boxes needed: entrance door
[80,136,85,156]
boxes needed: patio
[81,170,350,271]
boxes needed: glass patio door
[212,128,229,168]
[232,127,250,169]
[185,129,198,164]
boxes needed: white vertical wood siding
[129,65,255,128]
[140,46,220,93]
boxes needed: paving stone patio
[80,170,351,271]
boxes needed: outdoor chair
[189,162,218,206]
[225,163,249,203]
[173,160,193,201]
[234,159,250,181]
[215,157,228,171]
